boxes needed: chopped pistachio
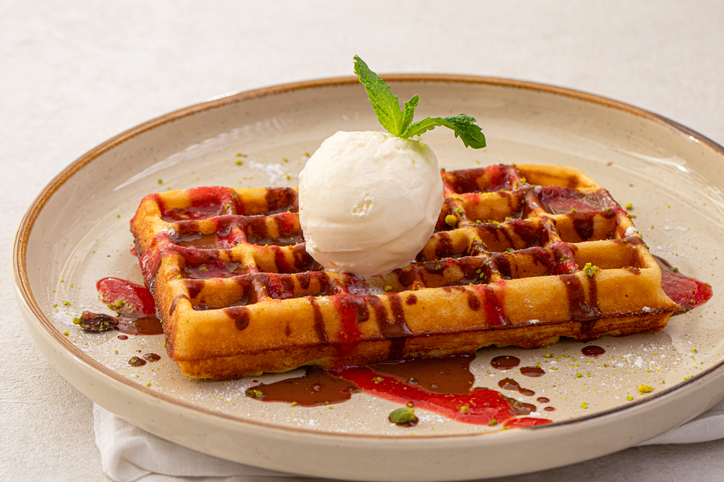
[389,407,416,425]
[583,263,600,278]
[246,389,264,398]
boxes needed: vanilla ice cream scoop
[298,131,443,277]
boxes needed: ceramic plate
[14,75,724,481]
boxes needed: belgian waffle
[130,164,679,379]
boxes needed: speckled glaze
[13,76,724,481]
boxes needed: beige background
[3,1,724,480]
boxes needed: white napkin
[94,401,724,482]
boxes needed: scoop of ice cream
[298,131,443,277]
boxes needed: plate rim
[13,73,724,442]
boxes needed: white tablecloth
[94,400,724,482]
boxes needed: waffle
[130,164,679,379]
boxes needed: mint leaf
[353,56,485,149]
[400,95,419,132]
[353,55,406,136]
[403,114,487,148]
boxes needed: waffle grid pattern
[131,164,679,379]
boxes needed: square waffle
[130,163,679,379]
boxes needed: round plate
[13,75,724,481]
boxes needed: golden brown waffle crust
[130,163,678,379]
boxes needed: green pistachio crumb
[157,179,163,184]
[583,263,600,278]
[488,418,498,426]
[383,285,393,292]
[626,395,633,401]
[246,389,264,399]
[580,402,588,409]
[389,407,416,425]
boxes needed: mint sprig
[353,55,486,149]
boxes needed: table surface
[3,1,724,480]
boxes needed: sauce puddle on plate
[246,355,551,428]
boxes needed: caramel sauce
[491,355,520,370]
[368,355,475,394]
[245,367,359,406]
[581,345,606,357]
[498,377,535,397]
[520,366,546,377]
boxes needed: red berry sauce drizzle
[76,277,162,335]
[653,255,713,314]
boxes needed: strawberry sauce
[653,256,713,314]
[94,277,163,335]
[97,277,156,316]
